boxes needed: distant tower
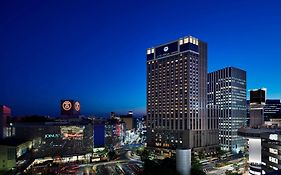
[0,105,11,139]
[249,88,266,127]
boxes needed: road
[57,148,144,175]
[206,157,246,175]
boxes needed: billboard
[61,100,80,116]
[60,126,85,140]
[155,41,178,58]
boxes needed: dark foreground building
[146,36,218,153]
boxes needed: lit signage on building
[269,134,278,141]
[61,100,81,116]
[74,101,80,112]
[155,41,179,58]
[44,134,61,139]
[60,126,84,140]
[62,101,72,111]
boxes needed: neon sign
[44,134,61,139]
[74,101,80,111]
[62,101,72,111]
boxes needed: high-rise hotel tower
[146,36,218,153]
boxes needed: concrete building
[0,138,32,172]
[261,132,281,174]
[238,128,281,175]
[146,35,218,153]
[0,105,12,139]
[14,118,94,158]
[208,67,247,153]
[120,111,134,130]
[105,118,126,149]
[249,88,266,127]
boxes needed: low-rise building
[0,138,32,172]
[238,128,281,175]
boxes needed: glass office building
[208,67,247,153]
[264,99,281,120]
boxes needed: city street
[30,148,144,175]
[206,157,247,175]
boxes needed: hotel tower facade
[146,36,218,153]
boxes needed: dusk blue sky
[1,0,281,117]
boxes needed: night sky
[1,0,281,117]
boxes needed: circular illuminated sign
[74,101,80,111]
[62,101,72,111]
[164,46,169,52]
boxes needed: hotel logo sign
[155,41,178,58]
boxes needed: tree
[225,170,241,175]
[216,147,227,160]
[107,150,116,160]
[140,148,150,161]
[143,158,180,175]
[198,151,205,160]
[191,156,207,175]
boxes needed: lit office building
[120,111,134,130]
[146,36,218,153]
[0,105,14,139]
[264,99,281,120]
[105,118,126,149]
[238,128,281,175]
[208,67,247,153]
[261,132,281,174]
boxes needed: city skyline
[1,0,281,116]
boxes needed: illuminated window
[269,148,278,155]
[269,156,278,164]
[179,40,183,45]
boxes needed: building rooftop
[238,127,281,138]
[14,118,93,127]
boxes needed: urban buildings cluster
[146,36,247,155]
[0,101,146,174]
[238,88,281,175]
[146,35,281,175]
[1,35,281,175]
